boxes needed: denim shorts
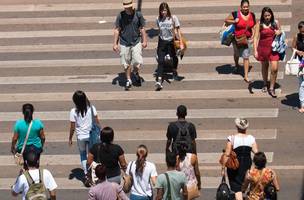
[130,193,152,200]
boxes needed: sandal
[268,89,277,98]
[261,85,268,93]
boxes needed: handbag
[235,34,248,47]
[285,48,300,75]
[220,23,235,46]
[187,184,200,200]
[14,121,33,166]
[88,106,101,149]
[216,175,232,200]
[219,135,239,170]
[122,161,134,193]
[85,144,102,187]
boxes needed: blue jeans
[299,75,304,108]
[107,175,121,185]
[77,138,89,174]
[130,194,152,200]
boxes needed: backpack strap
[164,173,172,200]
[24,170,35,186]
[232,11,238,19]
[175,121,189,129]
[39,169,44,184]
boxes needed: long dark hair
[158,2,171,20]
[22,103,34,124]
[72,90,90,117]
[100,127,114,153]
[240,0,250,6]
[177,143,188,161]
[135,144,148,176]
[260,7,276,29]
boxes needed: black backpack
[172,121,192,153]
[264,182,277,200]
[216,175,232,200]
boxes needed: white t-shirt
[156,15,180,41]
[126,161,158,197]
[70,106,97,140]
[228,134,256,149]
[12,169,57,200]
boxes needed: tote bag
[285,49,300,75]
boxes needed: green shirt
[155,170,187,200]
[14,119,44,151]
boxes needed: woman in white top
[177,143,201,200]
[221,118,258,200]
[69,90,100,176]
[126,145,157,200]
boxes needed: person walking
[113,0,147,90]
[69,90,101,178]
[176,144,201,200]
[253,7,282,98]
[127,144,158,200]
[11,151,57,200]
[292,21,304,113]
[220,118,258,200]
[225,0,256,83]
[155,2,184,90]
[88,127,127,184]
[88,164,129,200]
[242,152,280,200]
[155,151,188,200]
[166,105,197,154]
[11,103,45,166]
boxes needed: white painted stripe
[0,12,291,25]
[0,0,291,12]
[0,153,274,166]
[0,26,290,38]
[0,89,283,103]
[0,56,274,68]
[0,108,279,121]
[0,176,219,190]
[0,129,277,143]
[0,72,285,85]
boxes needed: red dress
[257,27,279,61]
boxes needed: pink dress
[257,27,279,61]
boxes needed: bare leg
[235,191,243,200]
[269,61,278,90]
[261,61,269,86]
[243,58,250,82]
[234,54,240,68]
[125,66,131,81]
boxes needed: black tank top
[297,33,304,51]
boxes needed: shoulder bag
[122,161,134,193]
[164,173,172,200]
[219,135,239,170]
[285,48,301,75]
[216,174,232,200]
[86,144,102,187]
[14,121,33,166]
[88,106,101,149]
[172,17,187,54]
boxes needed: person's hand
[113,44,119,53]
[142,41,147,49]
[234,18,239,24]
[180,42,185,51]
[254,51,258,59]
[11,147,16,154]
[221,167,225,176]
[274,30,281,36]
[69,139,73,146]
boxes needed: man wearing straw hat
[113,0,147,90]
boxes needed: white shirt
[228,134,256,149]
[12,169,57,200]
[126,161,158,197]
[70,106,97,140]
[156,15,180,41]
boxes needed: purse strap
[20,121,33,154]
[164,173,172,200]
[289,48,298,62]
[90,106,95,126]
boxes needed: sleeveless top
[228,134,255,158]
[247,168,275,200]
[234,10,255,38]
[296,33,304,60]
[179,153,197,187]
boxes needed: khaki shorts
[233,40,251,59]
[120,42,143,69]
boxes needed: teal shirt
[155,170,187,200]
[14,119,44,151]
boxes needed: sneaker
[155,81,163,90]
[125,80,132,90]
[133,72,141,86]
[172,72,179,81]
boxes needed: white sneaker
[125,80,132,90]
[155,81,163,90]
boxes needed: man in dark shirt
[166,105,197,154]
[113,0,147,90]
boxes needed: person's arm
[11,133,18,154]
[272,170,280,191]
[39,129,46,148]
[118,154,127,172]
[182,184,188,200]
[49,190,56,200]
[221,140,232,175]
[274,20,282,35]
[87,152,94,166]
[156,188,164,200]
[191,154,201,189]
[69,122,75,146]
[113,27,120,52]
[251,141,258,154]
[140,27,147,48]
[253,22,260,59]
[151,176,157,186]
[292,35,297,49]
[224,13,239,25]
[166,125,172,152]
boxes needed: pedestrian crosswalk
[0,0,293,199]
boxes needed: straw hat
[122,0,133,8]
[235,118,249,130]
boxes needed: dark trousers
[156,38,178,79]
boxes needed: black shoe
[133,72,142,86]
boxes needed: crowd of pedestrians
[11,0,304,199]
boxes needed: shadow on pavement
[215,64,235,74]
[69,168,85,182]
[146,28,158,39]
[281,93,299,108]
[112,72,127,87]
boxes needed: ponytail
[135,145,148,176]
[22,103,34,124]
